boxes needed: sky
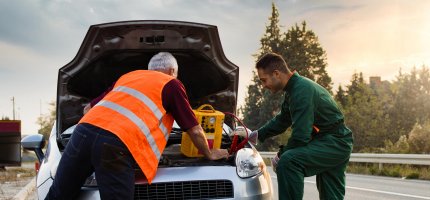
[1,0,430,134]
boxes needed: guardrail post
[378,162,383,171]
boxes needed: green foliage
[338,66,430,153]
[335,85,347,108]
[241,71,264,130]
[36,101,55,139]
[381,135,410,153]
[406,172,420,179]
[388,66,430,142]
[381,121,430,153]
[280,21,332,92]
[257,3,282,56]
[408,122,430,153]
[347,163,430,180]
[341,72,391,152]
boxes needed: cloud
[1,0,430,134]
[0,1,86,57]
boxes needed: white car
[22,20,273,199]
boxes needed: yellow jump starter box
[181,104,225,157]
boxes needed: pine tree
[335,85,347,108]
[281,21,332,91]
[241,71,263,130]
[256,2,282,57]
[342,72,391,151]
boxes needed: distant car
[21,20,273,199]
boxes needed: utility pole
[11,96,15,120]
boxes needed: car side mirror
[21,134,45,163]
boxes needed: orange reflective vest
[79,70,175,183]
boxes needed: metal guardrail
[259,152,430,166]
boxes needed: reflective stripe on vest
[95,100,163,158]
[112,86,169,142]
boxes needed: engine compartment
[60,125,248,168]
[159,127,238,167]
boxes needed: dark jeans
[46,123,135,200]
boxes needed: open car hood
[56,20,238,140]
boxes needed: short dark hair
[255,52,290,73]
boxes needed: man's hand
[248,130,258,145]
[207,149,229,160]
[187,125,230,160]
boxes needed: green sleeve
[284,84,315,151]
[257,99,292,142]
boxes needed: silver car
[22,20,273,199]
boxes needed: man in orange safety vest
[46,52,229,200]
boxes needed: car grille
[134,180,234,200]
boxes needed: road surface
[268,167,430,200]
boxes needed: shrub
[406,172,419,179]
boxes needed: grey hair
[148,52,178,72]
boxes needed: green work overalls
[258,72,353,200]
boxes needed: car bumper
[37,166,272,199]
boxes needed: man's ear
[169,68,178,78]
[168,68,175,76]
[273,70,281,78]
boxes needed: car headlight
[236,148,265,178]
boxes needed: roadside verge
[13,177,36,200]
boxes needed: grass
[0,162,37,199]
[347,163,430,180]
[0,164,36,183]
[1,151,38,183]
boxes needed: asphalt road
[268,167,430,200]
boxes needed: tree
[382,135,410,154]
[241,71,263,130]
[408,122,430,153]
[388,66,430,143]
[335,85,347,108]
[256,2,282,57]
[280,21,332,92]
[346,72,365,98]
[36,101,56,139]
[380,66,430,153]
[342,72,390,152]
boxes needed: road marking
[272,176,430,200]
[344,185,430,200]
[305,179,430,200]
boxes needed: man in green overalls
[249,53,353,200]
